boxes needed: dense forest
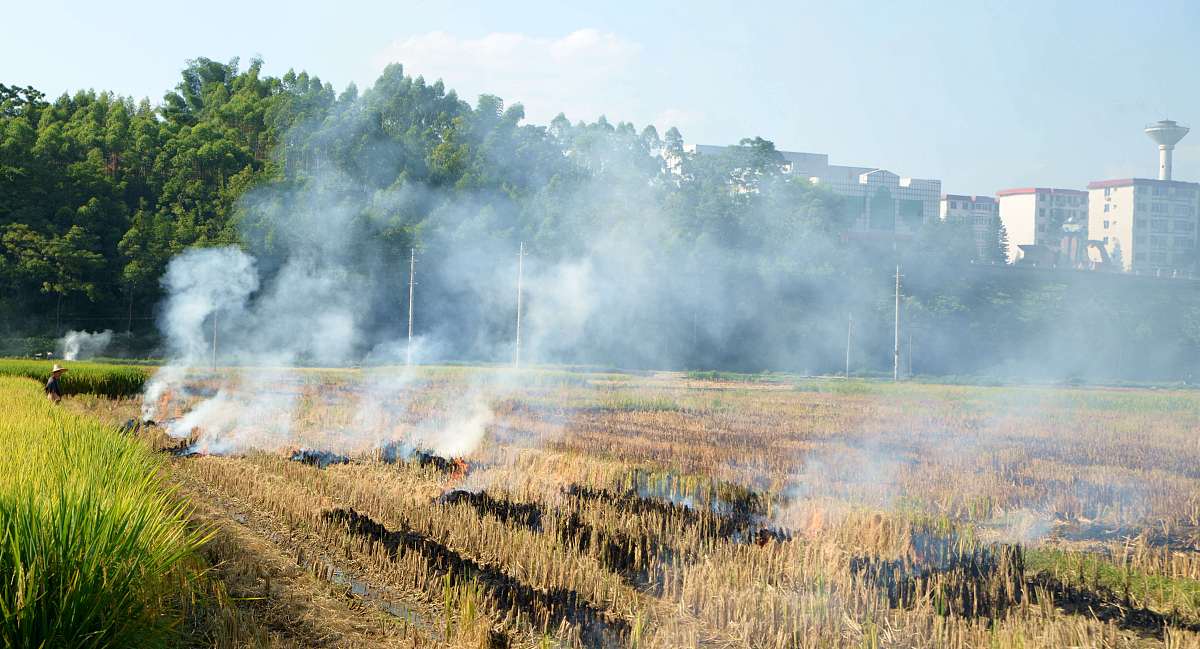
[3,58,1199,379]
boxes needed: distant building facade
[684,144,941,235]
[940,194,998,258]
[1086,178,1200,274]
[995,188,1088,263]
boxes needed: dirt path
[174,469,442,648]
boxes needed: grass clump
[0,376,206,648]
[1027,547,1200,615]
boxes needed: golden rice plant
[0,377,207,648]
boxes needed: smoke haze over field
[140,61,1200,459]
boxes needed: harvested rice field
[49,366,1200,647]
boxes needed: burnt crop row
[850,528,1026,618]
[322,508,630,647]
[438,490,544,532]
[563,483,790,546]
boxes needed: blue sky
[4,0,1199,195]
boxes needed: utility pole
[211,308,218,369]
[893,265,901,382]
[845,313,853,378]
[406,248,416,366]
[514,242,525,369]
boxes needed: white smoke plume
[141,248,258,421]
[59,329,114,360]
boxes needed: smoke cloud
[136,62,1183,553]
[59,329,114,360]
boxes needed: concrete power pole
[514,242,525,369]
[845,313,853,378]
[893,265,901,382]
[406,248,416,367]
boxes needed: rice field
[0,359,150,397]
[8,363,1200,647]
[0,375,205,648]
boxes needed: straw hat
[51,364,68,374]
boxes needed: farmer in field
[45,364,67,403]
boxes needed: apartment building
[995,188,1088,263]
[940,194,999,259]
[684,144,941,235]
[1087,178,1200,273]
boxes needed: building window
[1151,252,1168,264]
[1152,219,1169,232]
[899,199,923,229]
[1134,252,1146,262]
[1104,220,1110,229]
[1104,204,1110,213]
[1038,208,1045,217]
[1176,220,1196,232]
[1175,237,1193,248]
[1104,187,1111,197]
[1151,235,1168,248]
[869,187,896,231]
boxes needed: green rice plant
[0,359,152,397]
[686,369,785,383]
[0,377,206,648]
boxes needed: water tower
[1145,119,1190,180]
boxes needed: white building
[940,194,999,259]
[1087,178,1200,273]
[995,187,1088,263]
[684,144,941,235]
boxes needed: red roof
[942,194,996,202]
[996,187,1087,197]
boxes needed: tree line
[2,58,1198,379]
